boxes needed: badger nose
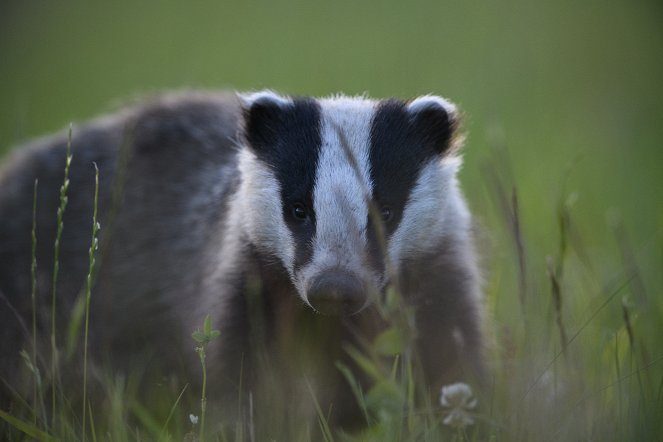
[307,271,366,316]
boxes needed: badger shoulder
[0,91,244,363]
[0,91,243,231]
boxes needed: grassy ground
[1,1,662,440]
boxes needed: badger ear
[239,91,292,151]
[407,95,460,156]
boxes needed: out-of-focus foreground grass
[1,1,661,440]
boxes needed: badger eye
[380,206,393,222]
[292,202,308,221]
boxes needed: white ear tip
[407,95,457,119]
[239,90,292,108]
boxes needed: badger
[0,91,484,428]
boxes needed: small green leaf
[203,314,212,335]
[336,362,370,424]
[192,330,205,343]
[365,381,403,419]
[345,346,384,382]
[373,327,404,356]
[209,330,221,339]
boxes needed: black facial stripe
[245,98,322,271]
[368,99,440,236]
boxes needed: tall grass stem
[30,179,38,425]
[82,162,100,442]
[50,124,73,425]
[199,348,207,442]
[192,315,220,442]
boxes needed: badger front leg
[401,251,485,394]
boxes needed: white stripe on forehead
[303,97,376,278]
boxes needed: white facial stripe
[238,93,468,306]
[296,97,377,294]
[388,156,469,268]
[236,149,295,276]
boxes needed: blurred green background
[2,0,662,311]
[1,0,662,437]
[2,0,662,313]
[2,0,661,251]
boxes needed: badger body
[0,91,483,427]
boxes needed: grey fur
[0,91,484,429]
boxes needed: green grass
[1,130,661,441]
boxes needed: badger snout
[307,271,366,316]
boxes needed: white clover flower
[189,414,199,425]
[440,382,477,428]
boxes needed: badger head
[237,91,469,315]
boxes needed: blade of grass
[336,362,370,425]
[546,257,568,357]
[88,402,97,442]
[130,401,163,437]
[305,378,334,442]
[159,383,188,438]
[0,409,56,442]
